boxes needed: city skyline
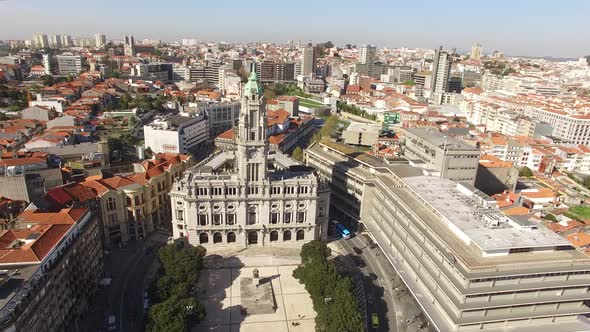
[0,0,588,58]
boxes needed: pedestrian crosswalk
[148,230,172,245]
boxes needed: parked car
[106,314,117,331]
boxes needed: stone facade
[170,72,330,248]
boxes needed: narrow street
[338,234,429,332]
[77,230,170,332]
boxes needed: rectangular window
[248,212,257,225]
[213,214,222,225]
[135,196,140,205]
[176,209,184,221]
[297,212,305,223]
[226,214,236,225]
[109,214,118,225]
[177,224,184,230]
[198,214,207,226]
[284,212,291,224]
[270,213,279,224]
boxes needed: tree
[147,295,206,332]
[543,213,557,222]
[66,74,74,82]
[292,241,363,332]
[519,166,534,177]
[158,242,206,285]
[291,147,303,162]
[144,146,154,159]
[146,243,208,332]
[40,75,54,87]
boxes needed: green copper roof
[244,71,263,96]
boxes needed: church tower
[236,72,268,182]
[124,35,136,57]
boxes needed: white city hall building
[170,72,330,247]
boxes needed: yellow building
[80,153,192,245]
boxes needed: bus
[332,220,351,239]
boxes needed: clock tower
[236,72,268,182]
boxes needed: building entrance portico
[247,231,258,245]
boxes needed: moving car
[371,313,379,329]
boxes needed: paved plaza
[193,263,316,332]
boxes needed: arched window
[296,230,305,241]
[270,231,278,242]
[227,232,236,243]
[248,231,258,245]
[283,230,292,241]
[213,232,222,244]
[199,233,209,244]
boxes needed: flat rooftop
[404,127,479,152]
[345,122,381,133]
[403,176,571,252]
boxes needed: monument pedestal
[240,273,276,315]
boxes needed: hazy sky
[1,0,588,58]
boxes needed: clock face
[248,149,258,159]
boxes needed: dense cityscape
[1,2,590,332]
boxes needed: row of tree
[293,241,364,331]
[104,93,171,111]
[263,83,310,100]
[40,74,74,87]
[337,101,378,121]
[146,243,207,332]
[310,115,339,144]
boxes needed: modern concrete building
[356,45,384,79]
[94,33,106,47]
[32,33,49,49]
[144,113,209,154]
[360,44,377,65]
[431,46,452,104]
[56,53,83,75]
[170,72,330,248]
[302,44,317,77]
[402,127,481,184]
[523,107,590,145]
[256,61,295,82]
[201,102,241,138]
[42,54,52,75]
[130,63,171,82]
[475,154,519,195]
[471,43,482,60]
[342,122,381,146]
[305,139,590,332]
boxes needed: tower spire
[236,71,268,182]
